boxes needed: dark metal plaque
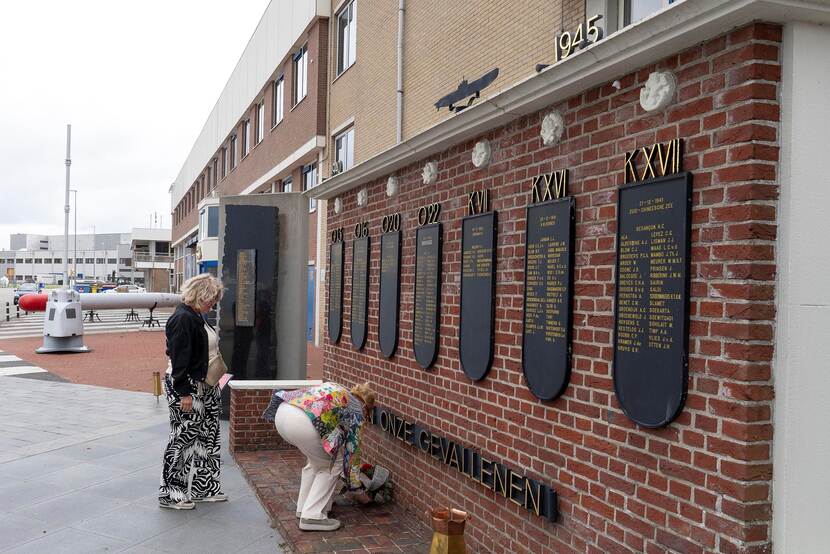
[613,172,692,428]
[413,224,442,369]
[379,231,401,358]
[218,204,279,383]
[328,241,344,343]
[459,212,497,381]
[235,249,257,327]
[522,197,575,400]
[350,236,370,350]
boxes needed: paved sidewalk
[0,377,284,553]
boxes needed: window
[121,258,132,267]
[337,1,357,75]
[334,127,355,172]
[221,147,228,177]
[256,102,265,144]
[212,158,218,188]
[15,258,23,263]
[230,135,237,169]
[156,241,170,254]
[43,258,53,264]
[85,258,94,264]
[272,77,284,126]
[242,120,250,157]
[282,176,293,193]
[107,258,117,264]
[54,258,62,264]
[96,258,105,264]
[293,45,308,105]
[302,163,318,211]
[623,0,674,26]
[24,258,32,264]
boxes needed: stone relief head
[640,71,677,112]
[357,187,368,207]
[471,140,492,168]
[422,161,438,185]
[540,110,565,146]
[386,176,399,197]
[334,197,343,214]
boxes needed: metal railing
[133,254,173,264]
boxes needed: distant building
[1,229,172,291]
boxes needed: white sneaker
[193,493,228,503]
[299,518,341,532]
[159,499,195,510]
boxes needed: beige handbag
[205,353,228,386]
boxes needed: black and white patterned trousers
[159,375,222,503]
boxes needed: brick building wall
[323,22,780,553]
[172,18,328,244]
[327,0,585,177]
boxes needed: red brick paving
[234,448,432,553]
[0,331,168,393]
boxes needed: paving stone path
[0,377,284,553]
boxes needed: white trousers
[274,402,343,520]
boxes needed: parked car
[104,284,146,294]
[14,282,40,305]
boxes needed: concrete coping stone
[228,379,323,390]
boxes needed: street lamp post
[70,189,77,286]
[63,125,71,287]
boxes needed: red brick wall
[323,22,780,553]
[229,388,288,453]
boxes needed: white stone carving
[639,71,677,112]
[422,161,438,185]
[540,110,565,146]
[334,197,343,214]
[471,140,492,168]
[386,176,399,197]
[357,187,368,207]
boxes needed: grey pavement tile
[0,453,80,479]
[50,440,130,462]
[84,467,160,502]
[93,448,161,472]
[0,478,73,512]
[3,526,131,554]
[39,461,130,490]
[73,503,197,544]
[196,493,271,527]
[0,512,56,551]
[235,532,286,553]
[118,547,171,554]
[15,489,127,527]
[137,515,272,554]
[101,430,163,450]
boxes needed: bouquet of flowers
[354,463,394,505]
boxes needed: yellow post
[152,371,162,404]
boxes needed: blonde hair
[351,382,376,409]
[180,273,224,309]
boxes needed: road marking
[0,366,47,376]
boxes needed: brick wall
[229,388,288,453]
[327,0,585,178]
[173,18,328,244]
[323,22,780,553]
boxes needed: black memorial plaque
[218,204,279,383]
[614,172,692,427]
[235,249,256,327]
[378,231,401,358]
[328,241,344,343]
[459,212,497,381]
[350,236,370,350]
[522,197,575,400]
[413,224,442,369]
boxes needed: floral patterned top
[273,382,365,488]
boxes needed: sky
[0,0,271,250]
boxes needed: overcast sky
[0,0,271,250]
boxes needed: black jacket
[165,303,208,396]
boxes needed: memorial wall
[323,23,781,553]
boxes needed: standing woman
[159,273,227,510]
